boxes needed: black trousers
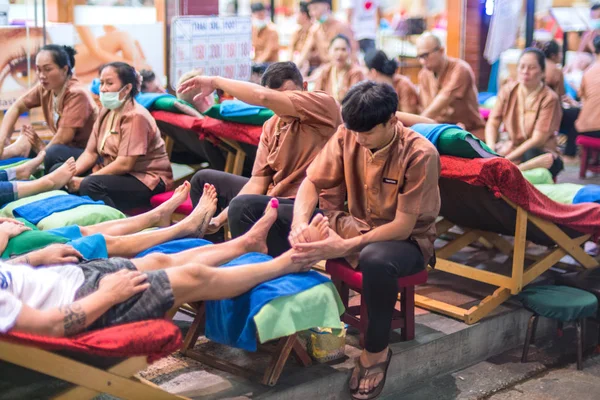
[560,107,581,156]
[228,194,426,353]
[44,144,85,174]
[190,169,249,242]
[522,148,564,178]
[79,174,165,211]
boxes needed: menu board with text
[170,16,252,90]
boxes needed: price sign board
[170,16,252,90]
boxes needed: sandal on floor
[349,349,392,400]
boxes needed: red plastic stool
[576,135,600,179]
[325,259,428,348]
[150,191,193,223]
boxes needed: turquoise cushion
[518,285,598,322]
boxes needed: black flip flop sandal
[350,349,392,400]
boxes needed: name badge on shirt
[383,178,398,185]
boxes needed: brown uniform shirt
[307,122,441,268]
[86,100,173,191]
[252,23,280,63]
[419,57,485,139]
[488,81,562,155]
[575,62,600,133]
[290,25,310,55]
[545,62,565,98]
[313,63,365,102]
[309,18,357,65]
[21,77,98,148]
[393,74,420,114]
[252,90,343,208]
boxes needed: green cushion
[253,282,345,344]
[483,96,497,109]
[0,159,29,171]
[518,285,598,322]
[1,218,69,258]
[37,204,125,230]
[203,104,275,126]
[153,97,197,113]
[437,128,498,158]
[522,168,554,185]
[535,183,584,204]
[0,190,68,218]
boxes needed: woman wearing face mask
[364,49,420,114]
[0,45,98,173]
[313,34,364,102]
[485,48,564,178]
[67,62,172,211]
[251,2,280,64]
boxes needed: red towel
[1,319,182,363]
[441,156,600,241]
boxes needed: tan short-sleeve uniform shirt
[418,57,485,139]
[306,122,441,268]
[86,100,173,190]
[545,62,565,98]
[252,24,280,63]
[21,77,98,148]
[394,74,420,114]
[575,62,600,133]
[312,18,357,64]
[313,63,365,102]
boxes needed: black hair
[100,62,140,98]
[299,1,310,18]
[520,47,546,72]
[594,35,600,54]
[309,0,331,7]
[250,2,265,13]
[592,3,600,11]
[260,61,303,89]
[364,49,397,77]
[329,34,351,49]
[39,44,76,75]
[140,69,156,92]
[542,40,560,59]
[341,81,398,132]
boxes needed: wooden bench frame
[179,302,312,386]
[415,196,600,325]
[0,340,186,400]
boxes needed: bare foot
[14,150,46,180]
[299,214,330,243]
[242,198,280,254]
[182,184,217,237]
[8,135,33,158]
[45,157,77,189]
[350,348,390,399]
[155,181,191,227]
[22,128,45,154]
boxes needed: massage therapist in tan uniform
[417,33,485,140]
[290,82,441,400]
[0,45,97,173]
[251,2,280,64]
[67,62,172,211]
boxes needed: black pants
[560,107,581,156]
[228,194,426,353]
[79,174,165,211]
[190,169,249,242]
[522,148,564,178]
[44,144,85,174]
[359,39,376,54]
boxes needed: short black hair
[594,35,600,54]
[140,69,156,92]
[330,34,351,49]
[309,0,331,6]
[299,1,310,17]
[39,45,77,75]
[251,2,265,13]
[592,3,600,11]
[364,49,397,77]
[520,47,546,73]
[260,61,303,89]
[542,40,560,59]
[341,81,398,132]
[101,62,140,98]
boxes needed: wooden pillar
[46,0,75,23]
[446,0,464,58]
[464,0,482,85]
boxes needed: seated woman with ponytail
[313,34,364,102]
[0,45,98,173]
[67,62,172,211]
[365,49,420,114]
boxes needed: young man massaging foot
[1,198,330,337]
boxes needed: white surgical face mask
[252,19,267,29]
[591,18,600,30]
[100,86,127,110]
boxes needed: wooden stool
[325,259,428,348]
[576,135,600,179]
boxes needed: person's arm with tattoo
[10,269,149,336]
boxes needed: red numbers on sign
[240,42,250,57]
[209,44,221,59]
[193,45,205,60]
[224,65,235,78]
[224,43,236,58]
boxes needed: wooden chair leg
[262,335,298,386]
[580,147,589,179]
[576,319,584,370]
[529,313,539,346]
[522,314,539,363]
[401,286,415,341]
[180,302,205,353]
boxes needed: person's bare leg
[80,182,191,237]
[1,135,33,160]
[104,184,217,258]
[21,128,45,154]
[15,158,76,199]
[518,153,554,172]
[13,150,46,180]
[132,198,282,272]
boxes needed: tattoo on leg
[59,303,87,336]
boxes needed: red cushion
[201,116,262,146]
[576,135,600,149]
[325,259,428,290]
[1,319,182,363]
[150,191,194,215]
